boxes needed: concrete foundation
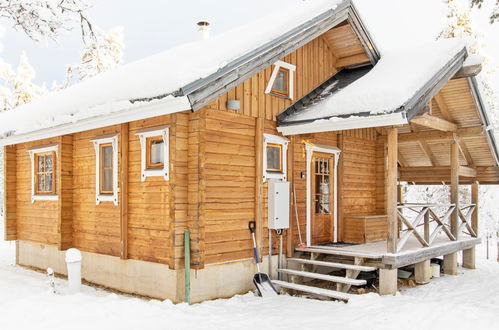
[17,240,279,303]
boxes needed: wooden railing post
[386,127,398,254]
[463,183,479,269]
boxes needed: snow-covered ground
[0,214,498,330]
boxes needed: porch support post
[379,268,398,295]
[444,139,459,275]
[386,127,398,254]
[463,183,479,269]
[415,260,431,284]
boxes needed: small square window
[271,67,289,97]
[146,136,165,169]
[99,143,114,195]
[266,143,283,173]
[34,152,56,195]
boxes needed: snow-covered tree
[0,0,95,42]
[0,52,47,112]
[471,0,499,23]
[56,25,124,89]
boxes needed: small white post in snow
[65,248,82,294]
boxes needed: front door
[311,152,335,245]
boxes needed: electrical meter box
[268,181,290,230]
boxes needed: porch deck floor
[298,235,481,268]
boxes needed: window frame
[270,67,290,97]
[28,145,59,203]
[266,143,283,173]
[34,151,57,195]
[265,60,296,100]
[136,126,169,181]
[145,136,165,170]
[263,134,289,182]
[99,143,114,195]
[92,135,119,205]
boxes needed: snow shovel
[248,221,278,297]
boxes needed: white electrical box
[268,181,290,230]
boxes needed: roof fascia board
[346,1,380,64]
[468,76,499,165]
[277,112,407,136]
[404,47,467,120]
[0,96,190,147]
[184,0,380,111]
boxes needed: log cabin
[1,0,498,302]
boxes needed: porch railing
[395,203,477,253]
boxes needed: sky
[0,0,498,94]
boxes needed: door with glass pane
[311,152,334,244]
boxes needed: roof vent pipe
[197,21,210,40]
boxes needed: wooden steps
[287,258,377,272]
[277,268,367,286]
[296,246,383,259]
[272,280,352,301]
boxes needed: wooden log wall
[58,135,73,250]
[204,35,338,121]
[72,126,121,257]
[15,138,60,245]
[3,145,17,240]
[128,116,171,265]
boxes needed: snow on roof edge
[0,0,347,143]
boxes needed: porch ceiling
[388,77,499,184]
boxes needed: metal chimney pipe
[197,21,210,40]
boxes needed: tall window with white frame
[35,151,56,195]
[28,145,59,203]
[92,135,119,205]
[99,143,114,195]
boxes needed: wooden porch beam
[452,62,482,80]
[458,166,477,178]
[379,126,484,143]
[455,136,474,165]
[410,113,457,132]
[417,140,436,166]
[386,127,398,254]
[433,93,453,121]
[397,149,408,167]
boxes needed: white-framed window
[263,134,289,182]
[28,145,59,203]
[136,126,169,181]
[91,134,119,205]
[265,60,296,100]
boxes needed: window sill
[264,172,287,181]
[97,194,118,205]
[32,195,59,203]
[141,168,169,181]
[269,92,291,100]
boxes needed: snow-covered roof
[0,0,353,146]
[278,38,467,135]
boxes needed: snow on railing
[395,203,477,253]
